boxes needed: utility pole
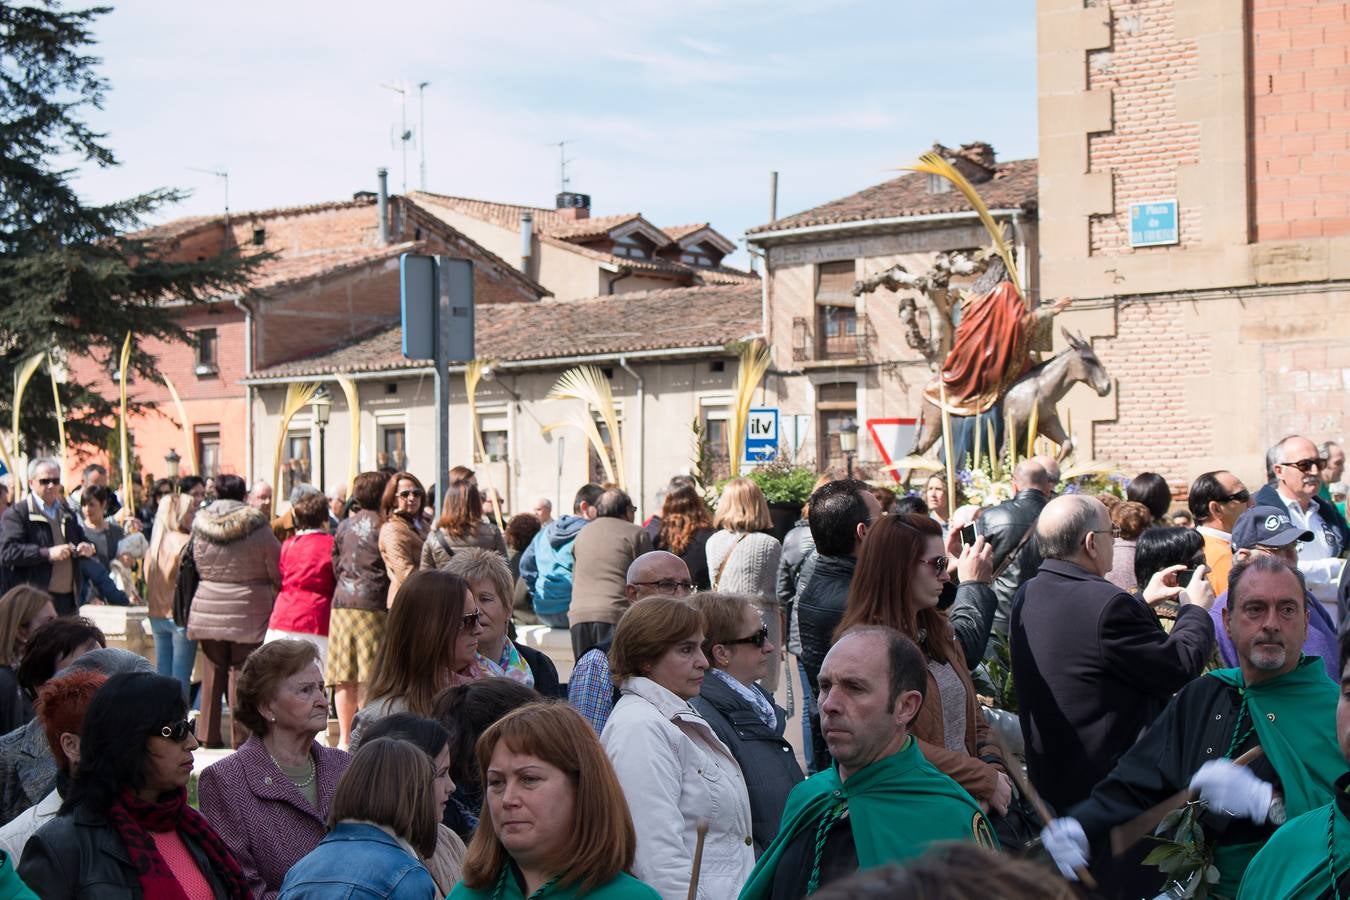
[417,81,430,191]
[188,166,229,224]
[381,81,410,193]
[551,139,574,193]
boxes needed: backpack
[531,533,577,617]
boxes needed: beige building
[242,283,762,520]
[1039,0,1350,485]
[746,142,1039,477]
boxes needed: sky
[74,0,1038,268]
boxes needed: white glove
[1188,759,1274,824]
[1041,817,1089,880]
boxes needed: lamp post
[838,417,859,479]
[164,448,181,486]
[310,385,332,493]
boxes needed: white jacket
[601,676,755,900]
[0,787,58,862]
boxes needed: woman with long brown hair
[378,471,428,605]
[421,466,506,570]
[835,513,1012,815]
[653,486,715,590]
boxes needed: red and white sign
[866,418,918,483]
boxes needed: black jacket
[946,581,998,672]
[515,641,563,699]
[692,672,804,854]
[19,805,234,899]
[978,488,1050,635]
[1070,672,1281,899]
[1010,558,1215,815]
[0,496,86,595]
[796,552,856,766]
[776,519,815,609]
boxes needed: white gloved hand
[1188,759,1274,824]
[1040,817,1089,880]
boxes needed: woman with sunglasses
[378,471,428,606]
[834,513,1013,817]
[350,570,484,748]
[688,592,803,854]
[19,671,252,898]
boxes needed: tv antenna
[550,140,575,193]
[187,166,229,223]
[381,81,413,193]
[417,81,430,191]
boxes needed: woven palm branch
[1026,403,1040,460]
[12,351,44,461]
[272,382,320,517]
[464,360,505,532]
[904,152,1021,290]
[117,334,133,515]
[542,413,615,484]
[547,366,625,489]
[46,355,67,476]
[336,377,361,491]
[881,455,944,474]
[161,374,196,475]
[728,342,772,477]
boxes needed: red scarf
[105,788,251,900]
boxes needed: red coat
[269,532,336,636]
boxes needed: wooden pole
[686,820,709,900]
[938,384,957,522]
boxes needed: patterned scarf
[478,641,534,688]
[106,787,251,900]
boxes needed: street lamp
[310,385,332,493]
[164,448,181,485]
[838,417,859,479]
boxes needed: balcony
[792,310,876,364]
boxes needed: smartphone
[1172,567,1195,586]
[960,524,979,547]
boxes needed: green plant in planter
[737,457,818,505]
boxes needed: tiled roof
[663,223,709,242]
[408,191,581,234]
[130,197,379,242]
[545,213,647,241]
[747,158,1037,235]
[254,242,418,290]
[248,283,762,379]
[537,235,690,278]
[694,266,759,286]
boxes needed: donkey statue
[909,328,1112,462]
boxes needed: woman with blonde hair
[452,702,658,899]
[421,466,506,569]
[705,478,783,691]
[601,597,753,899]
[0,586,56,733]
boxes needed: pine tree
[0,1,264,456]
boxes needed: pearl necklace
[268,750,316,788]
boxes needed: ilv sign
[743,407,779,467]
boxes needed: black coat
[1010,558,1215,815]
[515,641,563,699]
[19,805,234,899]
[977,488,1049,635]
[946,581,998,673]
[692,671,803,854]
[0,496,86,595]
[795,552,856,766]
[776,519,815,609]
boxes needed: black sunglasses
[1219,489,1251,504]
[159,719,195,742]
[397,489,424,499]
[722,626,770,648]
[632,579,695,593]
[462,609,482,629]
[35,478,60,487]
[1279,458,1327,474]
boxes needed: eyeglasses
[1218,489,1251,504]
[397,489,424,499]
[1279,458,1327,474]
[631,579,695,594]
[158,719,195,742]
[462,609,482,629]
[920,555,950,576]
[722,626,770,648]
[1092,527,1123,539]
[35,478,60,487]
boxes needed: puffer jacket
[187,500,281,644]
[602,677,754,900]
[331,510,388,611]
[979,488,1050,635]
[777,519,815,655]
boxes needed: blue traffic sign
[743,407,779,466]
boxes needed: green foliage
[1143,801,1222,898]
[976,633,1018,713]
[738,456,817,504]
[689,417,715,498]
[0,1,266,451]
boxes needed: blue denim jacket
[279,822,438,899]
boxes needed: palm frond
[938,382,957,520]
[464,360,505,531]
[548,366,625,488]
[336,377,361,490]
[904,153,1020,290]
[1026,403,1040,460]
[272,382,319,517]
[161,374,196,476]
[728,342,772,477]
[117,334,133,514]
[46,355,67,476]
[12,351,45,463]
[543,415,615,484]
[881,455,944,474]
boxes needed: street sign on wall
[1129,199,1179,247]
[743,407,779,467]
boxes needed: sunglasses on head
[158,719,195,742]
[1279,458,1327,474]
[722,625,770,648]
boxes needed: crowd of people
[0,434,1344,897]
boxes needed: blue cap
[1230,505,1314,550]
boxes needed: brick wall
[1086,0,1202,256]
[1251,0,1350,241]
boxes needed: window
[479,413,509,463]
[928,173,951,194]
[195,428,221,479]
[815,261,856,303]
[378,425,407,472]
[613,233,649,259]
[194,329,218,377]
[282,432,311,497]
[815,382,858,473]
[814,261,861,359]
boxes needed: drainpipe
[617,355,645,522]
[232,297,254,481]
[377,168,390,245]
[520,212,533,274]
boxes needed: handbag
[989,785,1043,855]
[171,538,199,628]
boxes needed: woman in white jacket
[601,597,755,900]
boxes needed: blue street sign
[1129,199,1179,247]
[743,407,779,466]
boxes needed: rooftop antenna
[417,81,430,191]
[550,139,575,193]
[381,81,412,193]
[187,166,229,224]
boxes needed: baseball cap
[1230,505,1314,550]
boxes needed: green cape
[448,869,660,900]
[1205,659,1342,896]
[1236,773,1350,900]
[738,736,993,900]
[0,851,35,900]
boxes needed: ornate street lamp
[310,385,332,493]
[838,417,859,479]
[164,448,181,485]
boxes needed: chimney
[377,168,390,245]
[520,212,533,274]
[554,191,591,221]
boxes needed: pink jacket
[198,735,351,899]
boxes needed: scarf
[708,668,774,728]
[106,787,250,900]
[478,641,534,688]
[739,736,993,900]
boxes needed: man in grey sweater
[568,488,654,661]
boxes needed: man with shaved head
[1010,493,1216,815]
[568,550,693,733]
[978,458,1055,638]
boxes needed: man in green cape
[739,627,994,900]
[1042,556,1342,900]
[1238,630,1350,899]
